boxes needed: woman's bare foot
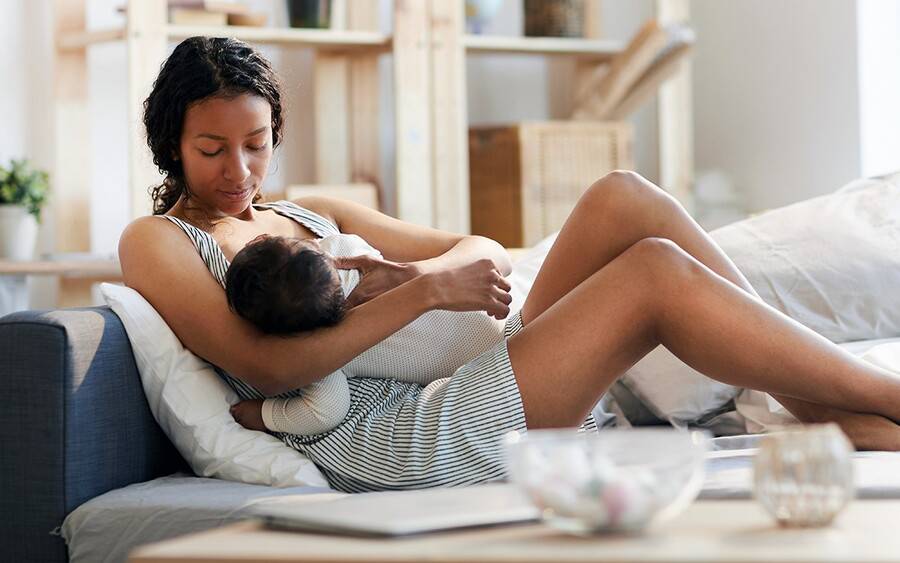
[834,413,900,451]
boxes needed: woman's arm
[296,195,513,276]
[119,214,510,396]
[119,217,436,396]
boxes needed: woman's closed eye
[198,144,268,157]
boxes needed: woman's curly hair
[143,37,284,215]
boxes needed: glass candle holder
[753,423,854,527]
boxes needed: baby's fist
[230,399,266,432]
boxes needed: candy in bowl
[504,428,710,534]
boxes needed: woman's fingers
[493,270,512,292]
[490,285,512,305]
[333,254,373,272]
[345,288,368,309]
[488,297,511,319]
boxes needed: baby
[225,233,508,435]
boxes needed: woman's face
[179,93,273,217]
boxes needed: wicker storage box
[469,121,633,247]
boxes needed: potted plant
[0,159,49,260]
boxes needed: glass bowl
[504,428,710,534]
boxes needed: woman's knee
[624,237,706,290]
[580,170,677,221]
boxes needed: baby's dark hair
[225,236,346,335]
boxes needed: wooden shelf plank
[0,258,121,279]
[166,25,392,52]
[58,31,619,59]
[57,26,392,53]
[57,28,126,51]
[464,35,622,60]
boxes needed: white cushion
[712,177,900,343]
[100,283,330,488]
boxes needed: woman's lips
[221,187,252,201]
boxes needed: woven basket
[523,0,584,37]
[469,121,633,247]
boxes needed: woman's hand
[426,259,513,319]
[230,399,267,432]
[334,255,421,308]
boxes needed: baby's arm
[259,370,352,435]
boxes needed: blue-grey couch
[0,306,189,563]
[8,305,900,562]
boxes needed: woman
[120,37,900,492]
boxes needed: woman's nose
[223,150,251,183]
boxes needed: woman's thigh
[507,239,672,429]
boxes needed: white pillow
[711,177,900,343]
[100,283,330,489]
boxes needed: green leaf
[0,158,49,221]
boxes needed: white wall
[0,0,28,165]
[691,0,863,213]
[87,0,129,257]
[856,0,900,178]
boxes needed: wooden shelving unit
[44,0,692,308]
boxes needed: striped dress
[164,200,597,492]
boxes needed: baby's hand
[230,399,266,432]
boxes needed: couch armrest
[0,306,188,563]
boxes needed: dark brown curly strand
[143,37,284,215]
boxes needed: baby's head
[225,235,346,335]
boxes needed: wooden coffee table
[129,500,900,562]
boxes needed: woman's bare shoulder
[119,216,192,270]
[119,214,183,242]
[118,215,210,297]
[287,195,343,224]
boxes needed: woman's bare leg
[507,238,900,449]
[519,170,900,442]
[521,170,753,323]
